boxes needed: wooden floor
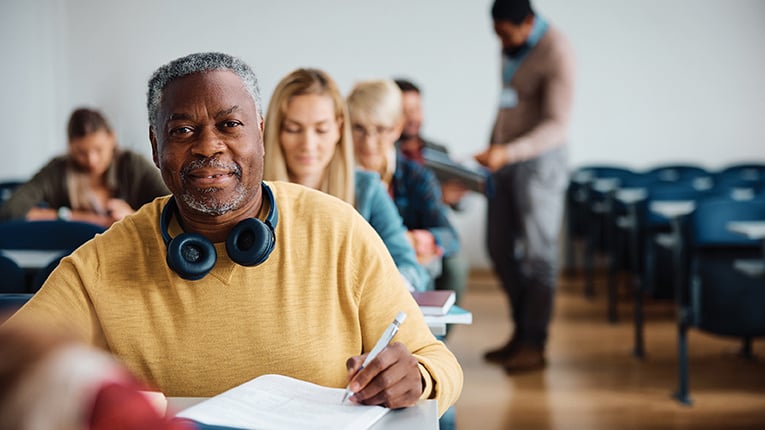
[446,270,765,430]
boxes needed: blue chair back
[642,181,710,229]
[30,251,68,292]
[686,198,765,336]
[644,164,710,182]
[716,163,765,182]
[689,198,765,247]
[0,220,105,250]
[0,293,33,322]
[0,180,24,204]
[567,165,636,237]
[0,255,26,294]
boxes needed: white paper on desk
[175,374,389,430]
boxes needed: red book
[411,290,456,316]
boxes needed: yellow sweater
[10,181,462,415]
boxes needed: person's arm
[344,216,463,416]
[0,159,66,221]
[4,244,105,346]
[25,206,114,227]
[411,168,461,257]
[363,178,431,292]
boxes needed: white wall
[2,0,765,268]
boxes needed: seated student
[0,323,192,430]
[5,52,462,417]
[394,78,471,304]
[263,68,430,292]
[0,108,169,227]
[394,78,469,209]
[347,80,465,302]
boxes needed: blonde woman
[263,68,429,291]
[347,80,466,303]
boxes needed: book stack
[411,290,455,316]
[412,290,473,334]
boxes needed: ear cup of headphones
[225,217,275,267]
[160,182,278,280]
[166,232,218,281]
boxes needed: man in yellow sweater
[7,52,462,416]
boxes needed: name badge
[499,87,518,109]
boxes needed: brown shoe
[502,346,546,373]
[483,337,520,364]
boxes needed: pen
[342,311,407,404]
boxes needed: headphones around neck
[160,182,278,281]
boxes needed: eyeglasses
[351,124,395,139]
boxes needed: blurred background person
[347,79,465,303]
[476,0,575,372]
[263,68,430,292]
[0,323,191,430]
[0,108,168,227]
[394,78,469,209]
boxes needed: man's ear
[149,128,160,169]
[259,117,265,133]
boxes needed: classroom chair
[674,198,765,404]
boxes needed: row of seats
[564,162,765,404]
[0,220,105,294]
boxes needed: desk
[727,221,765,241]
[611,187,647,325]
[644,200,695,360]
[168,398,438,430]
[0,249,65,270]
[727,221,765,277]
[424,305,472,336]
[649,200,695,220]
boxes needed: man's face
[400,91,423,139]
[150,70,264,217]
[493,17,534,53]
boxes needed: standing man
[475,0,575,372]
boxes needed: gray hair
[146,52,262,132]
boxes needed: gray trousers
[486,147,568,348]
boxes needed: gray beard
[180,184,250,216]
[179,158,249,216]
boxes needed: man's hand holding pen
[344,342,424,410]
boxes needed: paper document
[175,374,389,430]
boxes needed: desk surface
[649,200,696,218]
[615,187,647,204]
[424,305,472,336]
[727,221,765,240]
[168,397,438,430]
[1,249,64,270]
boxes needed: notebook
[175,374,389,430]
[423,305,473,325]
[412,290,456,316]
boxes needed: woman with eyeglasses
[263,68,429,292]
[347,80,463,299]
